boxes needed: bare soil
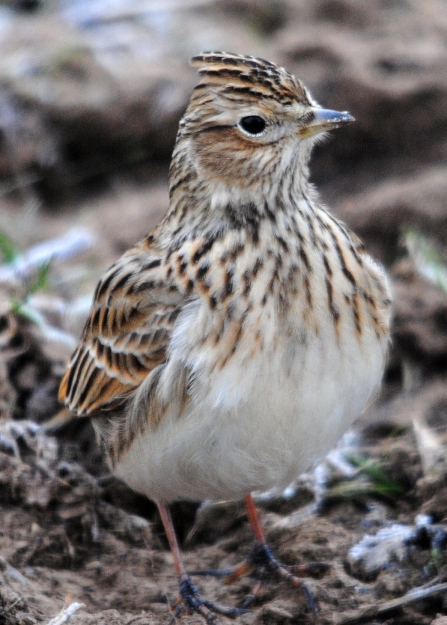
[1,1,447,624]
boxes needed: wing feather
[59,238,185,416]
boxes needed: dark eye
[238,116,266,136]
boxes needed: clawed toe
[161,498,326,622]
[190,542,327,614]
[191,561,251,585]
[172,576,251,625]
[248,542,318,612]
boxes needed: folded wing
[59,238,185,417]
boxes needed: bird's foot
[245,542,329,611]
[191,542,330,612]
[171,576,251,625]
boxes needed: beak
[300,108,354,138]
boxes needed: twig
[45,602,86,625]
[0,555,28,585]
[334,581,447,624]
[0,596,22,616]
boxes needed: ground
[1,1,447,624]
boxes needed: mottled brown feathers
[57,52,392,623]
[59,239,185,417]
[58,51,391,472]
[190,52,308,105]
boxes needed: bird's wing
[59,237,186,417]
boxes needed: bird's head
[172,52,353,197]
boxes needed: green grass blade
[0,231,19,263]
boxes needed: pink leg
[193,495,326,600]
[243,495,320,611]
[245,494,266,543]
[157,503,249,623]
[157,502,188,578]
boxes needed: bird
[58,52,392,622]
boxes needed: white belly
[114,303,387,503]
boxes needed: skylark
[59,52,391,622]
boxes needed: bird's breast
[113,289,387,502]
[113,226,391,502]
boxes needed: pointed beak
[300,108,355,138]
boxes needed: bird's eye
[300,111,315,124]
[238,116,266,136]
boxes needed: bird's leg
[157,503,249,624]
[243,494,318,609]
[191,495,328,611]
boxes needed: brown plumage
[59,52,391,623]
[60,239,181,417]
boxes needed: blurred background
[1,2,447,624]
